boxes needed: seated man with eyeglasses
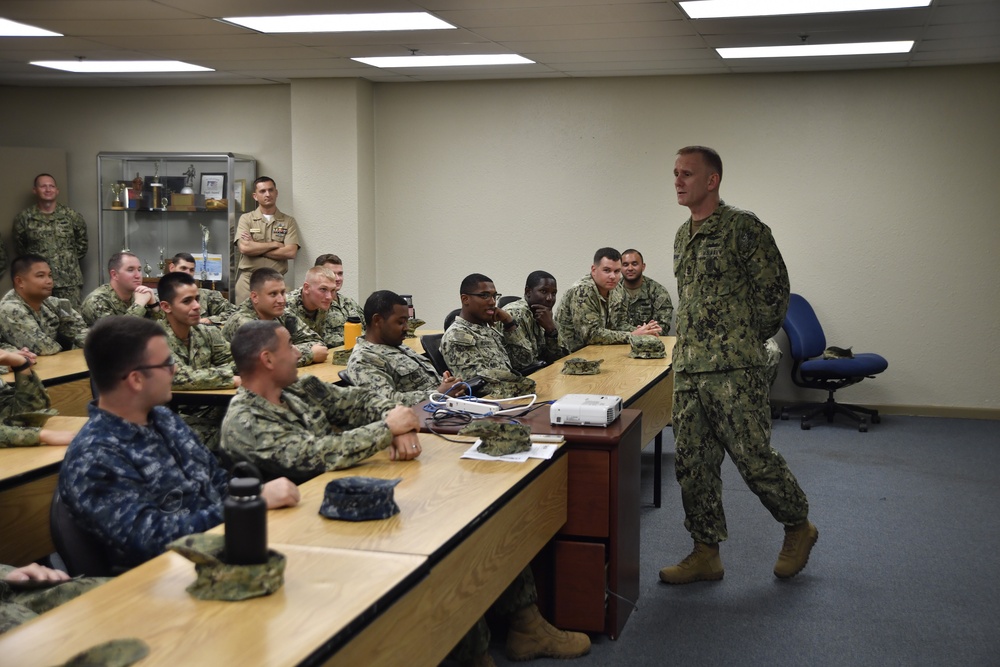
[58,316,300,572]
[440,273,519,381]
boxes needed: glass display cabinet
[96,152,256,299]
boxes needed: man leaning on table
[220,320,422,485]
[555,247,661,353]
[59,316,299,571]
[0,254,88,355]
[80,251,159,326]
[0,348,75,447]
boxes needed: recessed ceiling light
[223,12,455,33]
[0,18,62,37]
[30,61,214,73]
[680,0,932,19]
[717,41,915,58]
[352,54,534,68]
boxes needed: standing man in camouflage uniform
[220,320,422,484]
[158,271,238,452]
[167,253,236,325]
[1,563,106,634]
[347,290,463,405]
[222,268,328,367]
[285,265,342,347]
[314,254,365,347]
[0,348,75,447]
[234,177,300,304]
[0,255,88,355]
[555,248,662,353]
[621,248,674,332]
[660,146,816,585]
[12,174,89,309]
[80,252,159,326]
[502,270,568,371]
[58,316,299,571]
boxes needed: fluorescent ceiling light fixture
[0,18,62,37]
[30,60,213,73]
[223,12,455,33]
[680,0,931,19]
[718,41,914,58]
[352,54,534,68]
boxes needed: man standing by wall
[234,177,300,304]
[660,145,816,585]
[12,174,88,308]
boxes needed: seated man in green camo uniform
[441,273,518,379]
[0,348,75,447]
[0,254,88,355]
[80,251,160,326]
[501,270,569,371]
[221,268,328,367]
[1,563,106,634]
[312,254,366,347]
[158,271,239,452]
[347,290,463,406]
[621,248,674,332]
[285,265,345,347]
[166,253,236,325]
[555,247,661,353]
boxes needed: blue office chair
[780,293,888,432]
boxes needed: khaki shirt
[234,208,300,275]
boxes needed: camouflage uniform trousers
[0,575,108,634]
[672,367,808,545]
[448,566,538,664]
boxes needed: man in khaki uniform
[233,177,300,304]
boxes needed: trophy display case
[96,152,256,299]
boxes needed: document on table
[461,438,561,463]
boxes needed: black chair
[780,293,889,432]
[443,308,461,331]
[497,295,519,308]
[49,489,113,577]
[337,369,354,386]
[421,333,449,375]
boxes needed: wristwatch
[11,359,33,373]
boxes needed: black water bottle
[224,464,267,565]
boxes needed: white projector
[550,394,622,427]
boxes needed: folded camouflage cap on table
[478,369,536,399]
[561,357,603,375]
[8,408,59,428]
[629,335,666,359]
[330,348,353,365]
[168,533,285,601]
[460,421,531,457]
[319,476,402,521]
[60,638,149,667]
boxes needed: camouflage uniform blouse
[0,564,105,635]
[221,300,321,366]
[440,315,513,379]
[80,284,155,326]
[346,337,442,406]
[0,290,88,355]
[623,275,674,332]
[554,274,632,353]
[163,323,236,390]
[197,287,236,325]
[0,371,51,448]
[672,201,789,374]
[220,375,396,484]
[12,203,88,293]
[501,298,568,369]
[58,404,228,570]
[283,288,362,348]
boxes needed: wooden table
[0,416,88,564]
[0,432,568,667]
[2,350,92,417]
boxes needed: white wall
[372,65,1000,411]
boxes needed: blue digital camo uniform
[59,404,228,570]
[346,337,442,406]
[672,201,808,545]
[554,274,632,353]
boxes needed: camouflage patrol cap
[61,638,149,667]
[629,335,666,359]
[405,318,426,338]
[478,370,536,399]
[8,408,58,428]
[561,357,603,375]
[460,421,531,457]
[168,533,285,601]
[822,346,854,359]
[331,348,353,365]
[319,476,402,521]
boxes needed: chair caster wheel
[780,408,789,421]
[800,416,811,430]
[871,414,881,424]
[859,418,868,433]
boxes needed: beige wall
[2,62,998,411]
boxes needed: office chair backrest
[337,369,354,386]
[783,294,828,362]
[421,333,449,375]
[50,489,113,577]
[497,295,519,308]
[443,308,461,331]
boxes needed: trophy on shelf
[157,247,166,277]
[181,164,196,194]
[143,260,153,278]
[150,163,165,211]
[200,224,211,283]
[110,183,124,210]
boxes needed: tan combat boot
[659,542,724,584]
[469,652,497,667]
[774,521,818,579]
[505,604,591,662]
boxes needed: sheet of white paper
[460,440,560,462]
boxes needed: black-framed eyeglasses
[463,291,500,302]
[125,355,176,378]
